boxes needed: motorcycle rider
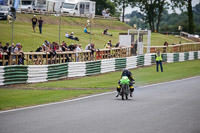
[116,68,135,97]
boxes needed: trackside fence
[0,47,131,66]
[1,43,200,66]
[0,51,199,86]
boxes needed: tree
[187,0,194,34]
[156,0,169,33]
[129,0,169,32]
[113,0,130,22]
[171,0,195,34]
[91,0,116,16]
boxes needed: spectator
[102,9,106,17]
[0,42,3,65]
[9,43,15,53]
[27,7,31,13]
[163,41,168,53]
[14,43,23,53]
[61,42,68,51]
[54,43,62,52]
[38,17,43,34]
[0,42,3,52]
[0,50,2,66]
[68,43,76,51]
[61,42,70,62]
[65,32,70,38]
[14,43,24,65]
[65,32,79,41]
[84,26,90,34]
[115,42,120,47]
[70,32,79,41]
[85,43,96,53]
[75,44,83,62]
[3,43,10,64]
[164,41,168,46]
[78,44,83,51]
[85,44,91,50]
[105,9,111,18]
[35,44,45,52]
[155,49,163,72]
[102,28,112,36]
[31,15,38,33]
[3,43,9,53]
[104,40,112,49]
[45,42,50,51]
[0,50,2,59]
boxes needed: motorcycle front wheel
[121,93,124,100]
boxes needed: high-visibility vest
[156,52,162,61]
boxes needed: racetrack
[0,76,200,133]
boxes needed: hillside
[0,14,192,52]
[16,14,131,30]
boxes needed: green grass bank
[0,14,191,51]
[0,60,199,111]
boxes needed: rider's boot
[116,86,121,97]
[130,86,134,97]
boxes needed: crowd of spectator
[0,37,122,65]
[102,9,111,19]
[0,42,24,65]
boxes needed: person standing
[31,15,38,33]
[155,49,163,72]
[38,17,43,34]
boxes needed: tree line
[91,0,196,34]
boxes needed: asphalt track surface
[0,76,200,133]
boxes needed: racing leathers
[116,69,135,97]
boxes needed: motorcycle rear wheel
[126,95,128,100]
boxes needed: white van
[61,0,95,18]
[18,0,35,10]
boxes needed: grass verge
[0,89,111,111]
[28,60,200,88]
[0,60,199,111]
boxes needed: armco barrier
[0,66,4,85]
[194,52,198,60]
[101,59,115,73]
[126,56,137,69]
[115,58,126,70]
[0,51,199,86]
[179,53,185,62]
[137,55,144,66]
[28,65,48,83]
[174,53,179,62]
[189,51,194,60]
[144,54,152,66]
[4,66,28,85]
[48,63,68,80]
[86,61,101,76]
[184,52,189,61]
[198,51,200,59]
[68,62,86,77]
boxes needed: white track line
[0,76,199,114]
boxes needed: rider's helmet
[122,68,129,73]
[122,68,130,77]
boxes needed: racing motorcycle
[119,76,130,100]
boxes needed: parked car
[0,6,11,20]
